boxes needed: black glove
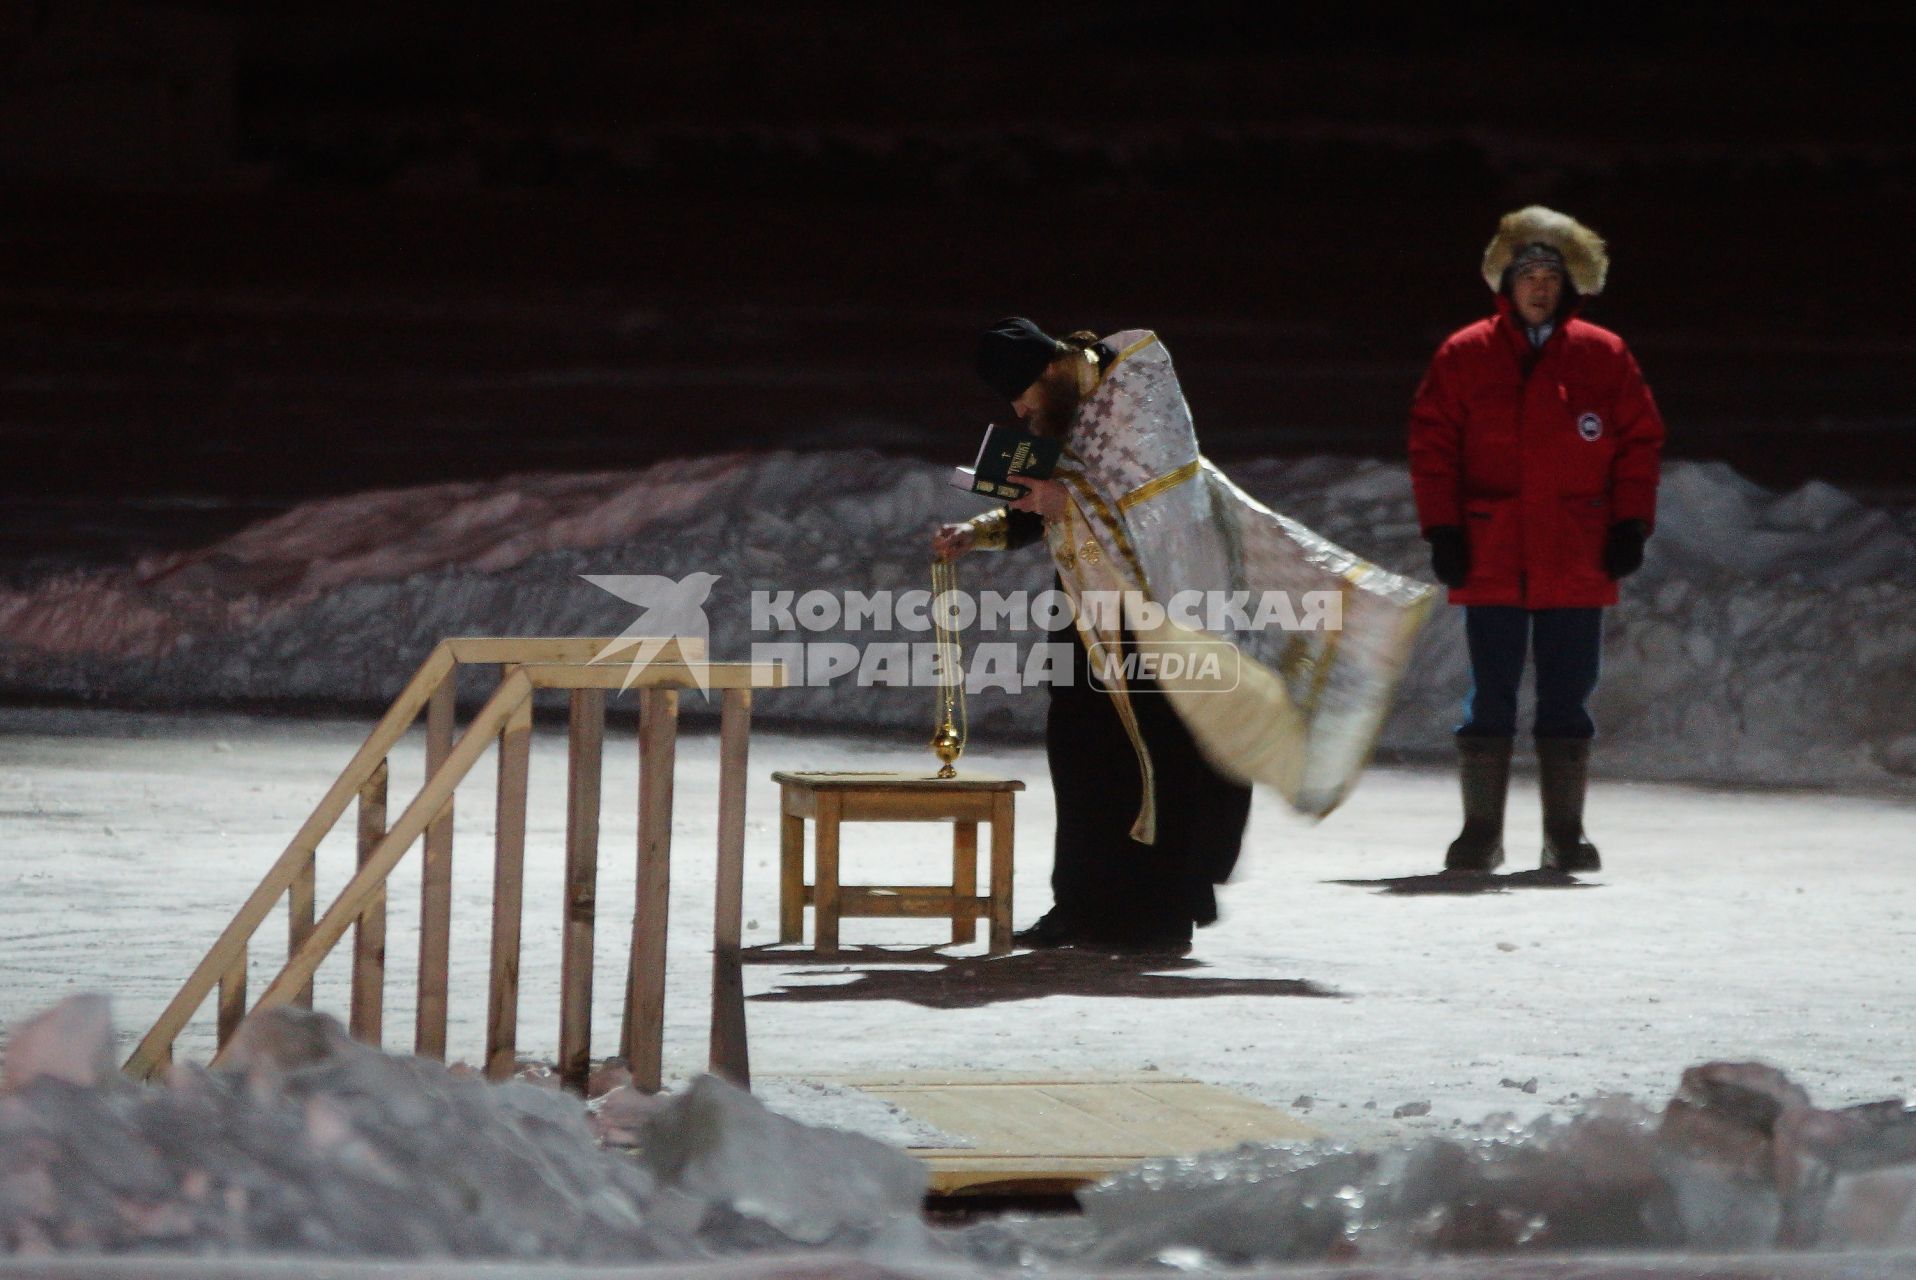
[1425,525,1470,589]
[1603,519,1649,580]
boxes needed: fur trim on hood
[1481,206,1609,296]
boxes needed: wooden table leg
[624,688,677,1092]
[951,820,979,945]
[815,792,842,953]
[709,689,751,1087]
[988,792,1015,955]
[778,801,805,944]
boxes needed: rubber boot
[1444,736,1511,873]
[1537,737,1602,872]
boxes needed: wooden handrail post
[290,856,315,1009]
[622,687,678,1092]
[350,759,389,1046]
[709,688,752,1087]
[558,687,605,1093]
[485,692,534,1081]
[217,944,247,1050]
[416,672,457,1059]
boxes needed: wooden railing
[123,637,784,1093]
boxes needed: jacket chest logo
[1577,412,1604,442]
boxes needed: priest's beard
[1027,372,1083,439]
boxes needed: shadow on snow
[1327,868,1599,896]
[742,944,1339,1009]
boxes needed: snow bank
[0,997,931,1263]
[965,1060,1916,1270]
[1,451,1911,793]
[8,996,1916,1274]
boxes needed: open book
[948,423,1062,501]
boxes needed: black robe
[1005,509,1252,944]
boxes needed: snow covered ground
[2,709,1912,1153]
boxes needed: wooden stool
[772,771,1023,954]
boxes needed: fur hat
[1481,206,1609,296]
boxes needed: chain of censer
[931,557,967,759]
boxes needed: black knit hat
[1506,242,1568,282]
[975,316,1062,400]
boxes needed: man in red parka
[1408,206,1665,874]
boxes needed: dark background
[5,2,1913,571]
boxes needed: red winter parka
[1408,297,1665,608]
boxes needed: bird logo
[581,572,720,696]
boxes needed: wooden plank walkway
[821,1073,1322,1196]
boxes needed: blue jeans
[1458,606,1603,740]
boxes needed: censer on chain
[929,557,967,778]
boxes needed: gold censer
[929,557,968,778]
